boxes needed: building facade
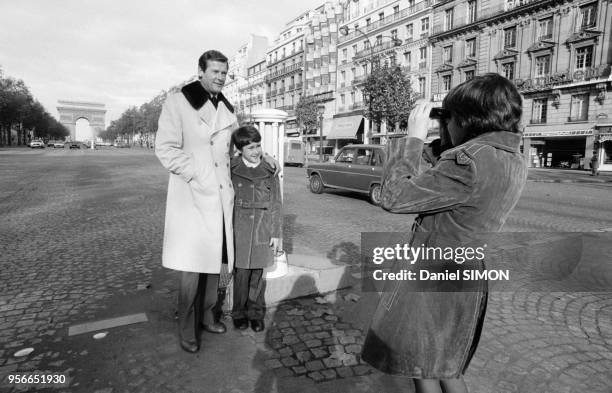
[335,0,434,147]
[429,0,612,170]
[224,35,269,120]
[302,1,345,154]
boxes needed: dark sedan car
[68,142,81,149]
[306,144,385,205]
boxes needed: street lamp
[317,104,326,162]
[338,25,403,142]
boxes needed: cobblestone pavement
[0,148,611,393]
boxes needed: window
[393,5,399,14]
[535,55,550,76]
[465,70,475,80]
[442,75,452,91]
[371,150,385,167]
[350,91,355,104]
[419,77,426,96]
[336,148,355,163]
[467,1,477,23]
[390,55,397,65]
[404,51,411,64]
[406,23,414,39]
[579,3,597,29]
[443,46,453,63]
[341,71,346,83]
[351,67,356,80]
[420,47,427,60]
[340,94,346,105]
[466,38,476,58]
[376,35,383,46]
[409,0,415,7]
[502,62,515,80]
[444,8,454,30]
[504,27,517,48]
[352,45,358,56]
[570,94,589,121]
[538,17,553,40]
[575,46,594,69]
[391,29,398,40]
[379,12,384,21]
[342,48,348,61]
[362,64,367,75]
[421,18,429,34]
[532,99,547,123]
[366,18,371,26]
[364,40,370,50]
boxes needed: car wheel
[369,184,382,206]
[309,174,324,194]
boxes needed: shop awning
[523,123,596,138]
[327,115,363,139]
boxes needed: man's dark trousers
[178,271,219,343]
[232,268,265,320]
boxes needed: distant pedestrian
[362,74,528,393]
[230,125,282,333]
[590,153,600,176]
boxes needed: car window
[354,148,372,165]
[371,149,385,167]
[336,148,355,163]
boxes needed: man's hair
[442,73,523,137]
[232,125,261,150]
[198,50,228,73]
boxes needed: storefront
[597,126,612,172]
[523,125,594,169]
[327,114,364,154]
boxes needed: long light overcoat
[155,81,237,273]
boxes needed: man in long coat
[155,50,237,353]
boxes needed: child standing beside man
[230,125,283,332]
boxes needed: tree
[362,65,417,133]
[295,95,320,136]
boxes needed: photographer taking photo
[362,73,528,393]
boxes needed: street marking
[68,313,148,336]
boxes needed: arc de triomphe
[57,100,106,141]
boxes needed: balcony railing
[266,63,303,81]
[529,118,547,124]
[567,116,588,122]
[350,103,365,110]
[354,40,402,60]
[296,83,303,90]
[352,75,367,85]
[432,0,546,35]
[339,0,433,43]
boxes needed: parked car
[53,141,65,148]
[29,140,45,149]
[113,142,130,148]
[306,144,385,205]
[46,141,55,148]
[68,141,81,149]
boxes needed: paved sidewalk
[528,168,612,183]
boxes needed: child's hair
[232,125,262,150]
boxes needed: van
[284,138,305,167]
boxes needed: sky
[0,0,326,127]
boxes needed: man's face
[199,60,228,94]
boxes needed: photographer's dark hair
[443,73,522,137]
[198,50,228,73]
[232,125,261,150]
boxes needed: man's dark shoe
[180,339,199,353]
[233,318,249,330]
[251,319,265,332]
[202,322,227,334]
